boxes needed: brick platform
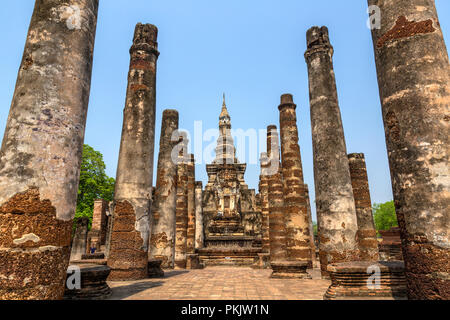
[108,266,330,300]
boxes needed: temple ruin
[197,97,262,267]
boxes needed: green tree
[372,201,398,231]
[75,144,115,226]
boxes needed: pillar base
[270,261,311,279]
[252,253,271,269]
[324,261,407,300]
[174,260,187,269]
[148,259,164,278]
[186,254,203,269]
[64,264,112,300]
[107,268,148,281]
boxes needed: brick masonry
[278,94,312,266]
[348,153,379,262]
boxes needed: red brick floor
[108,266,331,300]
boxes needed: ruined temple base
[71,253,108,266]
[71,259,107,266]
[186,254,204,269]
[270,261,311,279]
[82,253,105,260]
[324,261,407,300]
[198,247,262,267]
[147,259,165,278]
[64,264,112,300]
[251,253,271,269]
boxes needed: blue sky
[1,1,449,221]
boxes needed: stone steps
[198,247,262,267]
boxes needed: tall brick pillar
[186,154,196,254]
[108,23,159,280]
[304,184,317,267]
[174,136,189,269]
[348,153,379,262]
[89,199,109,251]
[259,152,270,254]
[368,0,450,299]
[278,94,312,266]
[304,26,360,278]
[149,109,179,268]
[194,181,204,250]
[267,126,310,278]
[267,126,286,263]
[0,0,98,300]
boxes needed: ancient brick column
[259,152,270,254]
[186,154,196,254]
[149,109,179,268]
[88,199,108,251]
[267,126,287,264]
[0,0,98,300]
[174,137,189,269]
[70,218,90,261]
[267,126,310,278]
[304,26,360,278]
[194,181,204,250]
[278,94,312,266]
[348,153,379,262]
[107,23,159,280]
[368,0,450,299]
[304,184,317,267]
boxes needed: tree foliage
[372,201,398,231]
[75,144,115,225]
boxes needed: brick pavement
[107,266,330,300]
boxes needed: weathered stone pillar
[278,94,312,266]
[348,153,379,262]
[259,153,270,254]
[304,26,360,278]
[304,184,317,267]
[186,154,196,254]
[367,0,450,299]
[0,0,98,300]
[149,109,179,268]
[194,181,204,250]
[107,23,159,280]
[70,218,90,261]
[174,137,189,269]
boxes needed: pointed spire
[220,92,230,119]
